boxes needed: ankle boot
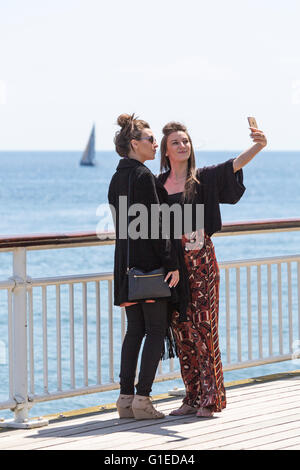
[132,395,165,420]
[116,394,134,418]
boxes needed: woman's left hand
[164,269,179,288]
[250,127,267,148]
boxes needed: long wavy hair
[160,121,199,202]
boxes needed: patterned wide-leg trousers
[172,233,226,412]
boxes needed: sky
[0,0,300,151]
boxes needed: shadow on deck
[0,371,300,450]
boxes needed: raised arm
[233,127,267,173]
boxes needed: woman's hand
[249,126,267,148]
[164,269,179,288]
[233,126,267,173]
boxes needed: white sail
[80,125,96,166]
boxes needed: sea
[0,149,299,419]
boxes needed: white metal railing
[0,219,299,428]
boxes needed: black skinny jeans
[119,300,168,396]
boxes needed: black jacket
[108,158,179,307]
[156,158,246,323]
[157,158,246,237]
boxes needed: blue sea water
[0,150,299,419]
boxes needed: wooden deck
[1,372,300,450]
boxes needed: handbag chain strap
[126,169,134,273]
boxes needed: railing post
[0,248,48,429]
[12,247,29,424]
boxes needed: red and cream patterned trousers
[172,233,226,412]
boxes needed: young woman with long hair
[157,121,267,417]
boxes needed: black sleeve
[107,178,117,229]
[133,170,179,272]
[201,158,246,204]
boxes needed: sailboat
[80,125,96,166]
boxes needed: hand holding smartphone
[247,116,258,129]
[247,116,267,148]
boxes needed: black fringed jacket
[157,158,246,237]
[156,158,246,321]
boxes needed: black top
[168,192,183,203]
[167,192,185,240]
[157,158,246,237]
[108,158,179,307]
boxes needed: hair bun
[114,113,149,158]
[117,113,134,129]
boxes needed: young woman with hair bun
[108,113,179,420]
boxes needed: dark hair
[114,113,150,158]
[160,121,199,202]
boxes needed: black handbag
[126,169,171,301]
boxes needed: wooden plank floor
[1,373,300,450]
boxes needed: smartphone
[247,116,258,129]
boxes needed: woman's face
[166,131,191,164]
[131,128,158,161]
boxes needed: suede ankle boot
[116,394,134,418]
[132,395,165,420]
